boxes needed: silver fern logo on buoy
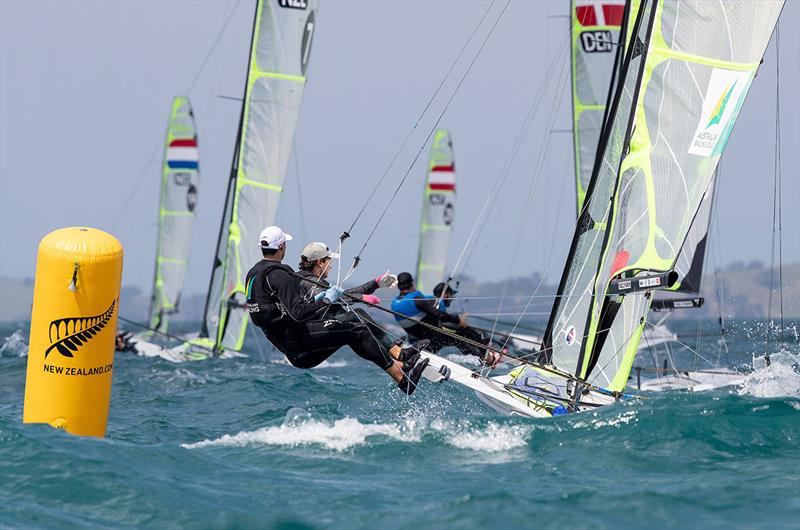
[45,300,115,359]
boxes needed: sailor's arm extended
[266,268,328,321]
[344,279,379,297]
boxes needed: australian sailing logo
[689,68,752,157]
[45,300,115,359]
[704,81,737,129]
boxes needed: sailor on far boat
[391,273,500,367]
[245,226,429,394]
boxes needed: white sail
[202,0,318,352]
[416,130,456,294]
[147,96,199,334]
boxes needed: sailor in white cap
[244,227,429,395]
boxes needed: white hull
[126,333,246,362]
[633,368,744,392]
[419,351,621,418]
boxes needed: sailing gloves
[376,271,398,288]
[323,286,344,303]
[361,294,381,305]
[481,350,502,368]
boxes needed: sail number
[580,31,613,53]
[279,0,307,9]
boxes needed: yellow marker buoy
[23,227,123,437]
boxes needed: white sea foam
[739,350,800,398]
[571,408,638,430]
[0,329,28,357]
[183,417,420,451]
[432,420,531,452]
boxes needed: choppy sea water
[1,319,798,529]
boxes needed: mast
[416,130,456,294]
[148,96,200,334]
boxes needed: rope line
[351,0,513,264]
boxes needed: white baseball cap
[301,242,340,261]
[259,225,293,250]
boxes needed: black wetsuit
[399,294,488,357]
[245,260,394,370]
[296,270,396,350]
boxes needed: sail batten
[202,0,318,351]
[147,96,200,334]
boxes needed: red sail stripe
[575,5,597,26]
[169,138,198,148]
[602,4,624,26]
[431,165,454,173]
[429,183,455,191]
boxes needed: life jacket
[245,260,288,329]
[391,291,444,328]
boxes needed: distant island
[1,261,797,324]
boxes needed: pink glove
[362,294,381,305]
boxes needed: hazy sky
[2,0,798,299]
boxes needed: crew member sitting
[391,273,500,366]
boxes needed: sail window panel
[660,1,784,64]
[550,225,606,371]
[604,165,650,275]
[586,292,649,389]
[576,109,605,199]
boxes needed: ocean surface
[1,319,798,530]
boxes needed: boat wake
[182,415,419,451]
[739,350,800,398]
[430,420,531,452]
[183,405,536,453]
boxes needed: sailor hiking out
[295,241,415,354]
[391,273,500,367]
[245,226,429,394]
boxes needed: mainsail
[416,129,456,294]
[147,96,200,334]
[570,0,626,214]
[202,0,318,351]
[542,0,784,393]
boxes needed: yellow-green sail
[543,0,784,393]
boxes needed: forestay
[416,129,456,294]
[542,0,784,393]
[147,96,200,334]
[202,0,318,351]
[571,0,626,214]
